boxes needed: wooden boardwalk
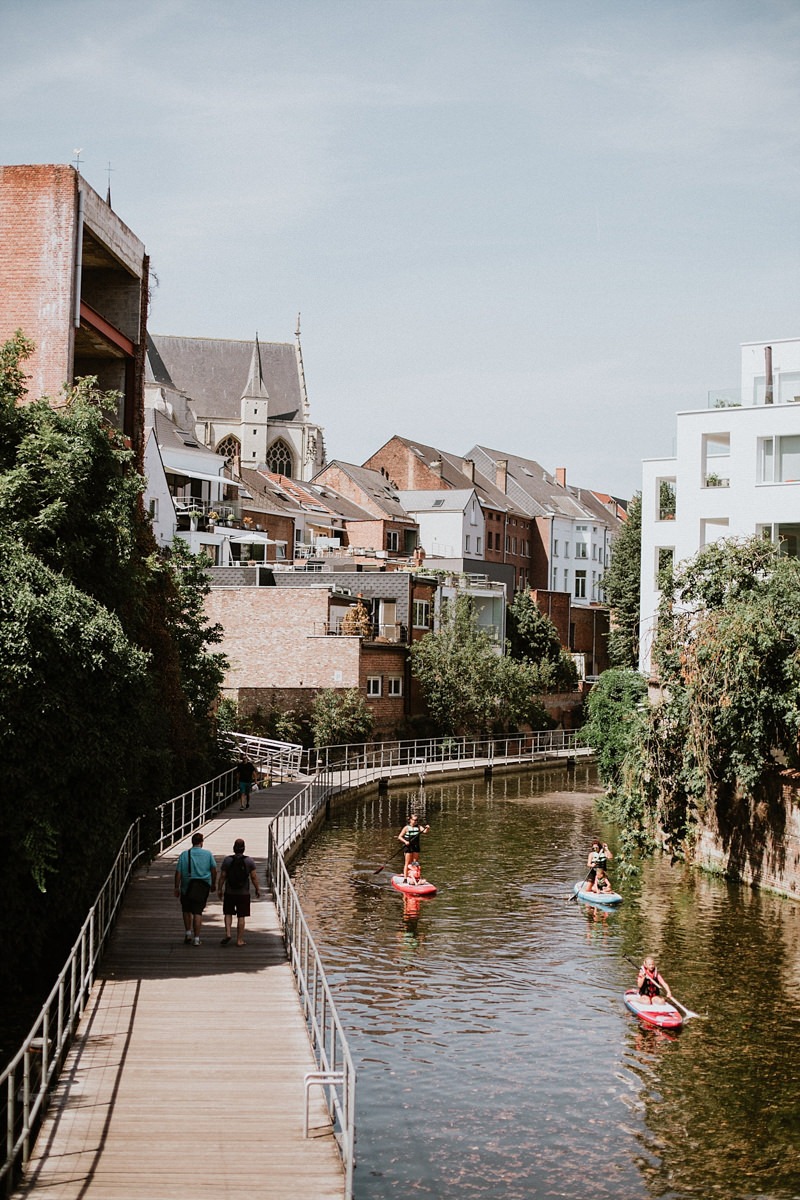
[13,784,344,1200]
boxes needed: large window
[702,432,730,488]
[387,676,403,697]
[759,435,800,483]
[386,529,399,552]
[366,676,382,697]
[574,570,586,599]
[266,438,294,477]
[758,522,800,557]
[575,525,588,558]
[216,434,241,463]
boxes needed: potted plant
[188,507,202,531]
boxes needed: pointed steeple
[294,312,311,421]
[242,333,270,403]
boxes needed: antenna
[72,148,83,173]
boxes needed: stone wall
[692,773,800,898]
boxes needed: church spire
[242,333,270,402]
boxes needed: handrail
[305,728,584,775]
[0,766,238,1195]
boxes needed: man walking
[237,757,257,809]
[175,831,217,946]
[218,838,260,946]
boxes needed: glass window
[266,438,294,477]
[413,600,430,629]
[366,676,382,697]
[387,676,403,697]
[387,529,399,551]
[574,570,586,599]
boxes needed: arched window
[266,438,294,478]
[216,435,241,464]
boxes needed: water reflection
[291,765,800,1199]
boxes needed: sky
[3,0,800,499]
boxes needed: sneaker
[184,931,192,943]
[220,935,231,946]
[193,936,201,946]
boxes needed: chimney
[555,467,567,488]
[430,459,443,479]
[464,458,476,482]
[495,459,508,493]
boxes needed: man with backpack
[217,838,260,946]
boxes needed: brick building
[0,164,149,459]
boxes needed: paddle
[567,869,593,902]
[623,955,702,1019]
[372,845,405,875]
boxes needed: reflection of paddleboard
[391,874,437,897]
[623,989,683,1030]
[573,880,622,906]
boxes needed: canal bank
[290,762,800,1200]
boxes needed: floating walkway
[12,785,344,1200]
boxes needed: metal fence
[220,731,304,782]
[0,767,238,1196]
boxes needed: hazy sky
[3,0,799,498]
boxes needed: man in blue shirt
[174,831,217,946]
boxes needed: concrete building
[0,163,149,457]
[639,336,800,676]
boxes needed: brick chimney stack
[555,467,567,488]
[495,459,508,492]
[430,459,443,479]
[464,458,476,482]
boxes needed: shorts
[223,892,251,918]
[239,780,252,795]
[181,880,210,915]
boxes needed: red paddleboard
[624,989,683,1030]
[391,874,437,897]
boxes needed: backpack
[227,854,249,889]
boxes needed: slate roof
[465,445,621,529]
[398,489,477,512]
[146,334,305,422]
[258,473,376,523]
[375,435,527,516]
[316,460,414,521]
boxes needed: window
[386,529,399,552]
[505,535,510,553]
[487,530,493,550]
[476,536,482,554]
[387,676,403,697]
[758,522,800,557]
[512,537,517,554]
[574,570,587,599]
[575,525,588,558]
[470,500,478,525]
[465,535,471,553]
[216,434,241,463]
[266,438,294,477]
[657,479,677,520]
[656,547,674,587]
[366,676,382,697]
[148,497,159,521]
[413,600,430,629]
[702,433,730,488]
[553,539,559,555]
[759,435,800,483]
[575,541,587,558]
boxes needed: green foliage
[507,590,578,690]
[615,537,800,863]
[603,492,641,668]
[411,594,551,737]
[0,333,227,1004]
[583,668,648,789]
[311,689,374,747]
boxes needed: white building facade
[639,337,800,676]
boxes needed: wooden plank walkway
[13,783,344,1200]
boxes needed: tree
[311,689,374,748]
[602,492,641,668]
[507,590,578,690]
[411,594,550,736]
[583,668,648,790]
[0,333,227,1003]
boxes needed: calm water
[290,765,800,1200]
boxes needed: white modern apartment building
[639,336,800,676]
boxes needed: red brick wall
[364,438,449,491]
[570,606,610,675]
[360,643,410,736]
[531,589,571,647]
[0,164,77,402]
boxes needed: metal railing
[220,731,303,782]
[0,767,238,1196]
[269,818,356,1199]
[305,729,584,776]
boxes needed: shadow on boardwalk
[13,783,344,1200]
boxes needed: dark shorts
[223,892,251,918]
[405,842,421,855]
[239,781,252,795]
[181,880,210,915]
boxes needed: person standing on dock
[398,812,430,882]
[175,832,217,946]
[218,838,260,946]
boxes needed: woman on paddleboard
[398,812,430,882]
[586,839,613,889]
[637,956,673,1005]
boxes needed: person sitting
[406,861,422,887]
[586,839,613,888]
[637,956,673,1005]
[587,866,613,894]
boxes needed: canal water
[290,764,800,1200]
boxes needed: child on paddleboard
[586,866,613,894]
[586,839,613,888]
[398,812,430,882]
[637,956,674,1005]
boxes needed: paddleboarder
[586,839,613,888]
[398,812,430,882]
[637,956,674,1006]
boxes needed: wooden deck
[13,784,344,1199]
